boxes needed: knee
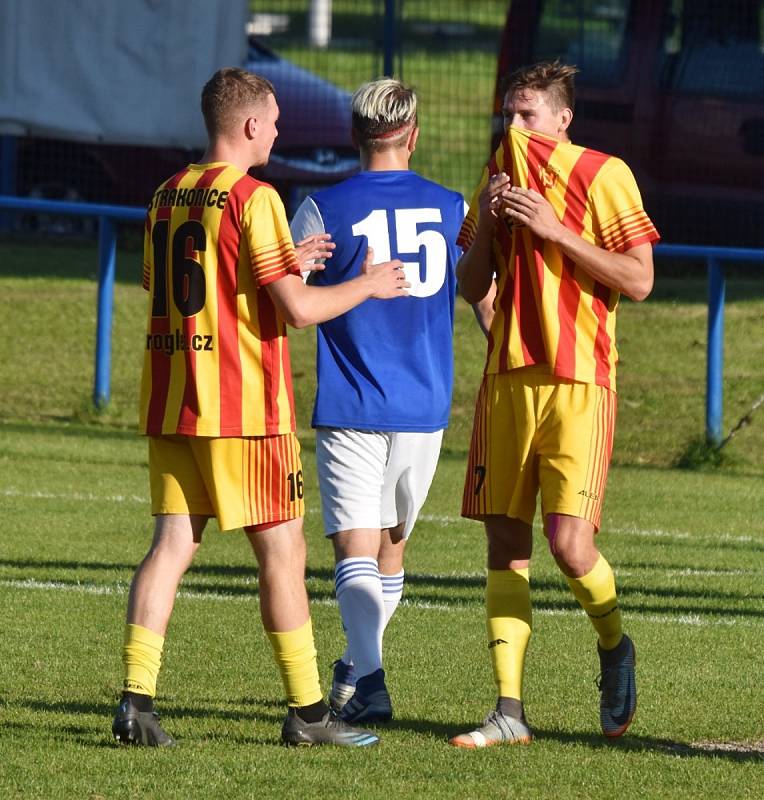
[148,536,199,568]
[485,517,533,569]
[545,514,597,577]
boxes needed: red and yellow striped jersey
[459,127,659,391]
[139,162,301,437]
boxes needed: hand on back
[360,247,410,299]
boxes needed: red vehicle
[493,0,764,247]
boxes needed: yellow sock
[266,619,323,707]
[486,568,532,701]
[122,623,164,697]
[566,554,623,650]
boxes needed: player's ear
[244,116,257,140]
[407,125,420,153]
[558,107,573,134]
[350,128,360,151]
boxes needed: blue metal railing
[0,195,145,408]
[654,244,764,444]
[0,195,761,440]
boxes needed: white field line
[2,487,761,545]
[0,578,759,628]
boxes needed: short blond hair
[351,78,417,152]
[503,60,579,112]
[201,68,275,138]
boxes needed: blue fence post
[383,0,396,77]
[706,256,725,445]
[0,136,17,232]
[94,215,117,409]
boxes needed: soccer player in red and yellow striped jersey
[139,164,301,438]
[113,68,408,749]
[450,62,658,749]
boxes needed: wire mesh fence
[6,0,764,246]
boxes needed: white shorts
[316,428,444,539]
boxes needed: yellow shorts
[462,368,616,529]
[149,433,305,532]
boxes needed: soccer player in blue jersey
[291,78,466,725]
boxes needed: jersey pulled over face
[502,88,568,140]
[459,127,659,391]
[139,162,301,437]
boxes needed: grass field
[1,238,763,799]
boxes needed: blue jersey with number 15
[291,170,466,432]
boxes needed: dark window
[532,0,632,86]
[657,0,764,98]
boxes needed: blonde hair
[351,78,417,151]
[201,67,275,137]
[503,60,579,112]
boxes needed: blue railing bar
[655,243,763,262]
[706,258,725,445]
[0,195,145,221]
[95,217,117,408]
[0,195,762,432]
[0,194,144,408]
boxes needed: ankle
[122,691,153,712]
[295,699,329,723]
[497,696,525,721]
[356,668,386,694]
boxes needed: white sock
[338,568,405,667]
[381,569,404,627]
[335,557,384,679]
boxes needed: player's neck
[198,141,257,174]
[361,148,411,172]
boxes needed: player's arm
[265,247,409,329]
[456,173,512,304]
[501,186,654,302]
[471,279,497,338]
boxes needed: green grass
[1,238,763,798]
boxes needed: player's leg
[337,429,443,723]
[230,433,378,746]
[331,527,391,722]
[315,428,391,718]
[113,435,211,747]
[450,373,537,748]
[330,527,404,713]
[539,382,635,736]
[246,518,378,747]
[378,523,405,627]
[449,515,534,748]
[246,518,323,712]
[375,429,443,630]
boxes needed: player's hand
[360,247,410,299]
[294,233,335,272]
[501,187,564,241]
[479,172,512,223]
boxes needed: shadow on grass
[3,557,764,620]
[12,696,301,748]
[10,697,763,760]
[0,418,138,443]
[380,717,764,762]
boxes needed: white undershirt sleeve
[290,196,326,282]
